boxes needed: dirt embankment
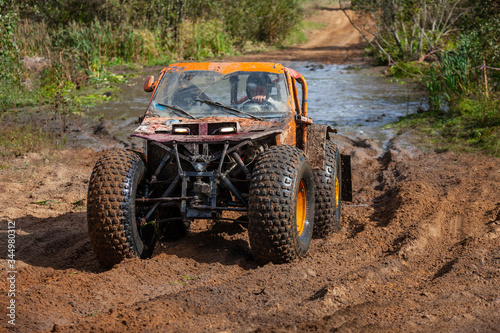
[1,6,499,333]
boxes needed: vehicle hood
[131,115,291,143]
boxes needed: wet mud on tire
[248,145,315,263]
[87,149,155,268]
[313,140,342,237]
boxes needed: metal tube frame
[138,140,254,220]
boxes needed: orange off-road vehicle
[87,62,352,268]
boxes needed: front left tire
[87,149,156,268]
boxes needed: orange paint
[164,62,288,74]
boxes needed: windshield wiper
[196,99,264,121]
[157,102,196,119]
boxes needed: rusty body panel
[132,115,289,143]
[275,117,297,146]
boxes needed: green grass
[303,20,327,30]
[0,123,62,159]
[392,95,500,156]
[282,19,327,46]
[390,43,500,158]
[389,61,428,78]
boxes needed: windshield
[147,70,290,119]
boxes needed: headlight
[219,127,236,133]
[173,127,190,134]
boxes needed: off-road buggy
[87,62,352,268]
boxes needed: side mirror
[144,76,156,92]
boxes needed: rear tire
[87,149,156,268]
[313,141,342,238]
[248,145,315,264]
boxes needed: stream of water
[290,62,422,148]
[85,62,423,149]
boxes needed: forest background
[0,0,499,157]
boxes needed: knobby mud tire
[87,149,156,268]
[313,140,342,238]
[248,145,315,264]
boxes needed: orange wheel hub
[296,181,307,235]
[335,176,340,207]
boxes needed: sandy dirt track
[1,6,500,333]
[225,7,366,65]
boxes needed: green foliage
[395,95,500,156]
[389,61,428,78]
[18,0,304,46]
[4,0,304,111]
[283,20,325,46]
[347,0,468,63]
[254,0,304,43]
[437,51,470,94]
[0,0,21,86]
[396,34,499,156]
[220,0,304,45]
[20,0,104,27]
[52,19,165,67]
[457,3,500,84]
[424,65,443,111]
[423,47,471,111]
[0,0,305,158]
[0,123,60,158]
[180,20,234,60]
[392,21,500,157]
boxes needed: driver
[244,73,276,105]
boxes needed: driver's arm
[237,96,249,104]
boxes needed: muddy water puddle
[85,62,422,150]
[288,62,423,148]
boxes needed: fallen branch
[418,49,443,62]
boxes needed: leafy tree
[459,0,500,68]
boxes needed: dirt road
[1,6,499,333]
[225,7,366,65]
